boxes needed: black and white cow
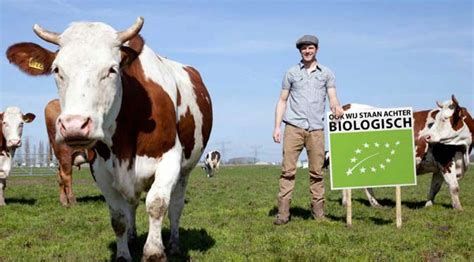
[203,150,221,177]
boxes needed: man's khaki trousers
[276,124,325,220]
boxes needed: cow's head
[6,17,144,149]
[422,95,472,147]
[0,107,36,149]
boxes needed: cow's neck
[461,108,474,153]
[102,55,176,169]
[413,110,430,140]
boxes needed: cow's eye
[448,104,455,110]
[107,67,117,77]
[53,67,64,80]
[427,123,434,128]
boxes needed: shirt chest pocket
[290,75,305,89]
[313,75,327,89]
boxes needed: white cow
[0,106,35,205]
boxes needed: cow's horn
[436,101,443,108]
[33,24,60,45]
[117,17,144,44]
[451,94,459,106]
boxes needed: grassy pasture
[0,166,473,261]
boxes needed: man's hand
[273,127,281,143]
[331,104,344,118]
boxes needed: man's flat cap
[296,35,319,49]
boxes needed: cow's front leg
[364,188,382,208]
[57,163,76,206]
[454,151,466,180]
[143,149,182,261]
[127,200,138,243]
[94,164,135,261]
[425,171,443,207]
[168,170,190,255]
[0,177,6,206]
[442,162,463,211]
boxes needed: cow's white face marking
[1,107,33,149]
[424,100,471,147]
[53,22,123,146]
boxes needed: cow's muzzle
[6,139,21,148]
[57,115,95,149]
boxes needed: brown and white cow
[337,97,473,210]
[0,107,35,206]
[6,17,212,260]
[203,150,221,177]
[45,99,89,206]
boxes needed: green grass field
[0,166,473,261]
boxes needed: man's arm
[327,88,344,117]
[273,89,289,143]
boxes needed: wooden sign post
[346,189,352,228]
[396,186,402,228]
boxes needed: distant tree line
[13,137,55,167]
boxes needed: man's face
[299,44,317,63]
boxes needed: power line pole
[214,140,231,163]
[250,145,262,163]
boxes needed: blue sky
[1,0,472,163]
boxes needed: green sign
[327,107,416,190]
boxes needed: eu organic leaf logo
[345,141,401,176]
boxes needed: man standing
[273,35,344,225]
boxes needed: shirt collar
[299,61,322,72]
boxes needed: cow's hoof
[68,197,77,205]
[373,203,383,209]
[128,229,137,244]
[143,243,166,262]
[117,256,131,262]
[425,201,433,207]
[142,253,166,262]
[453,205,464,211]
[168,242,181,256]
[59,197,69,207]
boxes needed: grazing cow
[0,107,35,205]
[45,99,89,206]
[203,150,221,177]
[6,17,212,261]
[335,97,473,210]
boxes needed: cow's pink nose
[7,139,21,148]
[57,115,92,141]
[424,135,431,142]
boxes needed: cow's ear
[23,113,36,123]
[120,35,144,68]
[120,46,139,68]
[6,42,56,76]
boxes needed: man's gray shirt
[282,62,336,131]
